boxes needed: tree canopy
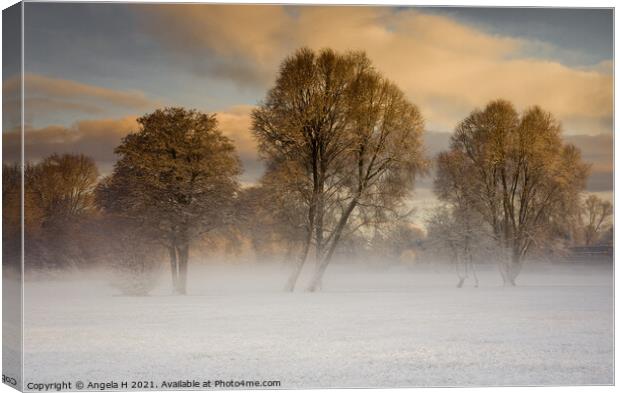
[253,48,427,291]
[434,99,590,285]
[97,107,241,294]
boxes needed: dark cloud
[2,73,158,128]
[564,133,613,192]
[23,3,158,81]
[586,170,614,193]
[426,7,613,67]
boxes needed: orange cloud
[3,117,139,170]
[137,5,612,136]
[3,73,157,123]
[216,105,257,159]
[141,5,291,65]
[3,106,262,178]
[214,105,265,183]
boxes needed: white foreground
[23,262,613,388]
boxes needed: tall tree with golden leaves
[97,108,241,294]
[435,100,590,285]
[253,48,427,291]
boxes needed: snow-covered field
[22,262,613,388]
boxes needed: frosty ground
[23,262,612,388]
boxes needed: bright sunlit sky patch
[5,3,613,209]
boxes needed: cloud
[137,4,294,86]
[136,5,612,136]
[8,6,611,191]
[216,105,257,160]
[140,5,291,64]
[3,106,263,181]
[3,116,138,173]
[215,104,265,184]
[2,73,157,123]
[564,133,613,192]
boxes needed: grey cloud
[3,110,264,180]
[564,133,613,192]
[3,117,138,172]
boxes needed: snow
[3,277,22,388]
[22,262,613,389]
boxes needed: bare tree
[425,205,486,288]
[97,108,241,294]
[96,216,164,296]
[365,216,424,264]
[306,63,427,291]
[3,163,29,272]
[29,154,99,222]
[581,195,612,246]
[17,154,100,270]
[235,163,307,264]
[254,48,426,291]
[252,48,367,291]
[435,100,590,285]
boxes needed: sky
[3,3,614,212]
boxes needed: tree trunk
[497,246,514,286]
[307,197,358,292]
[313,178,325,289]
[455,253,466,288]
[176,243,189,295]
[315,193,324,267]
[498,251,521,286]
[285,190,317,292]
[506,251,522,286]
[313,212,324,291]
[503,269,516,286]
[501,264,515,286]
[284,233,312,292]
[468,254,479,288]
[168,246,178,294]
